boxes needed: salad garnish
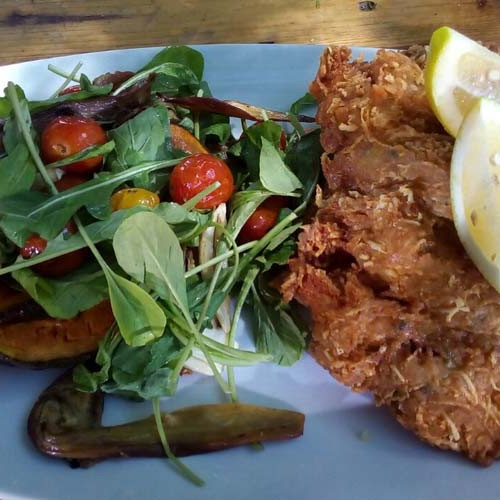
[0,45,319,484]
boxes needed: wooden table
[0,0,498,65]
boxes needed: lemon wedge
[426,26,500,137]
[451,97,500,292]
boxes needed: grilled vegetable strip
[28,372,304,464]
[161,96,315,122]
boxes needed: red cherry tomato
[238,197,287,243]
[58,85,81,96]
[54,173,89,191]
[19,235,47,260]
[169,153,234,209]
[34,248,89,278]
[41,116,107,174]
[19,223,89,278]
[280,130,287,151]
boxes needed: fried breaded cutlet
[282,46,500,465]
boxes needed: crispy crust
[283,46,500,464]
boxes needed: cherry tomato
[41,116,107,174]
[19,223,89,278]
[54,173,89,192]
[169,153,234,209]
[280,130,287,151]
[111,188,160,211]
[238,197,287,243]
[19,235,47,259]
[58,85,81,96]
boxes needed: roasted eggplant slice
[161,96,315,123]
[28,371,305,465]
[0,300,114,367]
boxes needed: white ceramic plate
[0,45,497,500]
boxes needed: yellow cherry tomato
[111,188,160,211]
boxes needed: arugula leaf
[250,283,305,366]
[285,129,323,204]
[108,106,172,188]
[113,212,188,308]
[0,94,37,195]
[290,92,316,115]
[80,73,114,94]
[257,236,297,272]
[154,202,209,243]
[140,46,204,81]
[0,99,9,118]
[73,325,120,392]
[0,85,25,119]
[75,328,183,400]
[198,105,230,143]
[200,123,232,145]
[0,142,37,197]
[0,158,180,240]
[45,140,115,169]
[198,80,212,97]
[245,121,283,148]
[259,137,302,195]
[102,334,182,399]
[106,268,167,347]
[285,129,322,207]
[113,63,199,97]
[12,262,108,319]
[150,65,200,96]
[236,121,284,179]
[110,106,171,167]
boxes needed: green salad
[0,45,320,484]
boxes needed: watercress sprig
[48,63,81,83]
[152,397,204,487]
[227,266,260,402]
[49,61,82,98]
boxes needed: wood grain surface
[0,0,498,65]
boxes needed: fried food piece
[282,46,500,464]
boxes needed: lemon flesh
[451,97,500,292]
[426,26,500,137]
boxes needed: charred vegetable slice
[28,371,305,464]
[162,96,315,123]
[0,282,31,311]
[0,300,113,365]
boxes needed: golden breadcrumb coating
[282,46,500,465]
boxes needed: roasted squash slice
[170,123,208,154]
[0,299,114,366]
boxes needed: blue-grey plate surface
[0,45,495,500]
